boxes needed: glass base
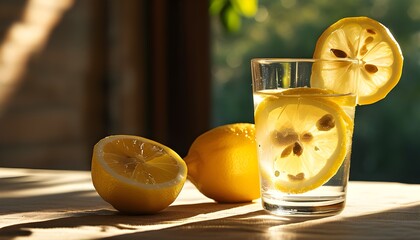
[262,195,346,217]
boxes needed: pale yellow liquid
[253,88,356,216]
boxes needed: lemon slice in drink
[91,135,187,214]
[312,16,403,105]
[255,88,354,194]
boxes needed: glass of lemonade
[251,58,357,216]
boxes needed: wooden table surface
[0,167,419,240]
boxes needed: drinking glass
[251,58,356,216]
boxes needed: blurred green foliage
[210,0,258,32]
[211,0,420,183]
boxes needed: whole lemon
[184,123,260,203]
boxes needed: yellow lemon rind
[184,123,260,203]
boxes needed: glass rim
[255,89,356,98]
[251,58,359,64]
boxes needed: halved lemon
[91,135,187,214]
[254,88,354,194]
[312,16,403,105]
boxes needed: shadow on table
[1,201,419,240]
[0,175,102,215]
[0,202,252,238]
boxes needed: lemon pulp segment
[101,138,183,185]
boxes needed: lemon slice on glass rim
[311,16,404,105]
[255,88,354,194]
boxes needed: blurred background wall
[0,0,210,170]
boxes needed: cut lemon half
[255,88,354,194]
[312,16,403,105]
[91,135,187,214]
